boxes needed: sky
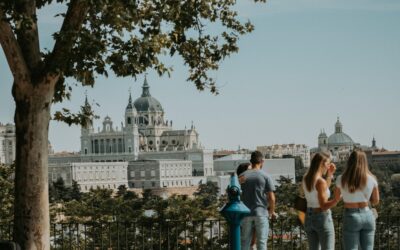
[1,0,399,152]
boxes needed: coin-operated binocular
[220,174,250,250]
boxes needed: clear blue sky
[1,0,399,152]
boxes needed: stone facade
[139,149,214,176]
[128,159,193,189]
[49,161,128,192]
[257,144,310,167]
[0,123,15,165]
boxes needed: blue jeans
[305,209,335,250]
[241,216,269,250]
[342,207,376,250]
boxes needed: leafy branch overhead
[1,0,262,97]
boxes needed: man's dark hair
[236,163,251,176]
[250,151,264,165]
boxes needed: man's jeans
[342,207,375,250]
[305,209,335,250]
[241,216,269,250]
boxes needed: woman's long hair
[341,150,371,193]
[303,152,330,191]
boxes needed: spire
[141,74,151,97]
[84,91,89,107]
[372,136,377,148]
[126,88,133,110]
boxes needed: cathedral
[312,117,359,162]
[80,76,201,160]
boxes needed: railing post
[220,174,250,250]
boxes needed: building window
[140,171,145,177]
[128,147,132,153]
[84,148,88,155]
[151,170,155,177]
[152,182,155,187]
[127,117,131,124]
[130,171,135,177]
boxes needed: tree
[193,181,219,209]
[0,164,14,223]
[70,180,82,201]
[0,0,265,248]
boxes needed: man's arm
[267,191,276,218]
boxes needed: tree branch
[46,0,89,74]
[14,0,42,72]
[0,7,30,84]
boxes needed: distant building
[128,159,193,189]
[213,154,295,186]
[139,149,214,176]
[257,144,310,167]
[311,117,358,162]
[49,161,128,192]
[0,123,15,165]
[48,77,213,192]
[213,150,236,160]
[371,151,400,167]
[213,153,250,176]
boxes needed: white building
[49,161,128,192]
[128,160,193,189]
[213,154,296,186]
[0,123,15,165]
[139,149,214,176]
[72,162,128,192]
[257,144,310,167]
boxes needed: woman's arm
[370,186,380,206]
[316,179,339,211]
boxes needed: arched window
[127,117,131,125]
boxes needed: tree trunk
[13,77,57,250]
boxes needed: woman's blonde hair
[341,150,371,193]
[303,152,330,192]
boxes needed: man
[240,151,276,250]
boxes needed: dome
[327,132,354,146]
[133,77,164,112]
[134,97,163,112]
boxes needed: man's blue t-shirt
[240,169,275,217]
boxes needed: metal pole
[230,223,241,250]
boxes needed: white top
[303,178,331,208]
[335,174,378,203]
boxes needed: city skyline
[1,0,400,152]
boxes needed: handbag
[294,195,307,213]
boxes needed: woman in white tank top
[302,152,340,250]
[335,150,379,250]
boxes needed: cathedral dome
[327,132,354,146]
[133,77,164,112]
[327,117,354,146]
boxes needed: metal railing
[1,215,399,249]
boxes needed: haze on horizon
[1,0,399,152]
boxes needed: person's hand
[269,212,278,220]
[327,163,336,176]
[333,188,341,203]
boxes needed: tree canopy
[0,0,265,248]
